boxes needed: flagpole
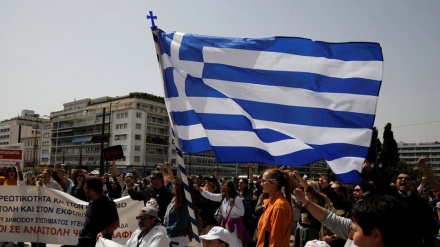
[174,135,201,245]
[150,20,201,246]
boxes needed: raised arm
[157,163,172,185]
[417,157,440,192]
[15,162,24,181]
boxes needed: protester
[3,166,18,185]
[200,226,240,247]
[237,177,255,237]
[70,170,87,201]
[294,187,423,247]
[0,165,6,185]
[77,177,119,246]
[196,175,222,235]
[105,173,122,199]
[128,170,172,222]
[37,168,63,191]
[197,179,252,247]
[163,178,191,247]
[125,201,170,247]
[1,162,25,247]
[256,168,292,247]
[51,163,74,194]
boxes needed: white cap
[200,227,232,244]
[305,240,331,247]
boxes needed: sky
[1,0,439,144]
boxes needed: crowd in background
[1,157,440,247]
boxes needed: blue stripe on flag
[171,106,374,129]
[202,64,381,96]
[178,34,383,62]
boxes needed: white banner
[0,186,143,245]
[0,143,24,167]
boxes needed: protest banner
[0,143,24,168]
[0,186,143,245]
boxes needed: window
[136,112,142,118]
[116,112,128,119]
[116,123,128,129]
[43,133,51,138]
[135,145,141,151]
[115,134,127,140]
[136,123,142,129]
[134,156,140,162]
[121,145,127,151]
[135,134,141,140]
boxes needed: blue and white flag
[153,29,383,184]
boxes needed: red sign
[0,149,22,159]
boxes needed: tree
[366,127,380,166]
[378,123,400,182]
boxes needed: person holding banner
[125,202,170,247]
[77,177,120,247]
[37,168,63,191]
[3,166,18,185]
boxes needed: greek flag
[153,29,383,184]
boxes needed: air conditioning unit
[115,136,119,140]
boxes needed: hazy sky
[1,0,439,143]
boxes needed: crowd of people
[1,157,440,247]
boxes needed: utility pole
[99,107,106,176]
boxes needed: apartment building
[47,93,171,174]
[398,142,440,177]
[0,110,47,167]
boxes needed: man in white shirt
[125,199,170,247]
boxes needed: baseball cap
[125,172,133,178]
[200,226,232,244]
[305,240,331,247]
[141,205,160,221]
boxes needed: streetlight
[105,101,119,173]
[33,114,40,169]
[79,142,84,169]
[54,115,66,165]
[108,101,120,147]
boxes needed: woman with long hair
[163,178,190,247]
[3,166,18,185]
[197,179,252,247]
[70,170,87,201]
[256,168,292,247]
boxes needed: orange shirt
[3,178,17,186]
[257,190,293,247]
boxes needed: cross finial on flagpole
[147,11,157,30]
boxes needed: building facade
[0,110,47,168]
[398,142,440,177]
[48,93,172,174]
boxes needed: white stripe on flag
[202,47,383,81]
[203,78,378,114]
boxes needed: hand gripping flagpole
[149,12,201,246]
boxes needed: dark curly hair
[173,178,185,212]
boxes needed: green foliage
[378,123,400,171]
[383,160,423,184]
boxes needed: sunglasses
[397,177,411,181]
[136,216,153,221]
